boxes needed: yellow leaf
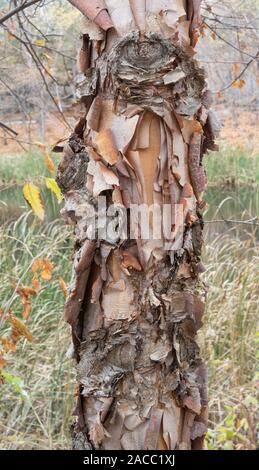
[44,152,55,173]
[23,183,44,221]
[35,38,46,47]
[45,178,63,203]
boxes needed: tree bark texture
[58,0,220,450]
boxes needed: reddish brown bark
[59,0,219,450]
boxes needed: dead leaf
[44,151,55,173]
[59,278,68,298]
[9,315,33,343]
[231,63,241,75]
[32,275,40,292]
[232,79,245,89]
[15,286,37,319]
[0,337,16,353]
[0,353,5,369]
[31,258,53,281]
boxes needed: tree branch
[0,0,42,25]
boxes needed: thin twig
[0,122,18,136]
[0,0,42,25]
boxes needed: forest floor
[0,119,258,449]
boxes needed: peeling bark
[61,0,219,450]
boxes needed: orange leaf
[35,141,46,151]
[0,353,5,369]
[231,63,241,75]
[59,278,68,298]
[0,337,16,353]
[232,79,245,89]
[44,151,55,173]
[31,258,53,281]
[41,262,53,281]
[22,299,32,320]
[16,285,37,319]
[35,142,55,173]
[17,286,37,297]
[32,275,40,292]
[10,315,33,343]
[32,258,44,272]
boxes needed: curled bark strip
[188,132,207,201]
[64,240,96,328]
[129,0,146,32]
[67,0,113,30]
[187,0,202,47]
[77,35,91,73]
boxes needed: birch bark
[58,0,219,450]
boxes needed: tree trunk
[58,0,219,450]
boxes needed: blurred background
[0,0,258,450]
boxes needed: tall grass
[0,215,74,449]
[202,236,258,449]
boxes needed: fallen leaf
[23,183,44,221]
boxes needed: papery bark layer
[60,0,219,450]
